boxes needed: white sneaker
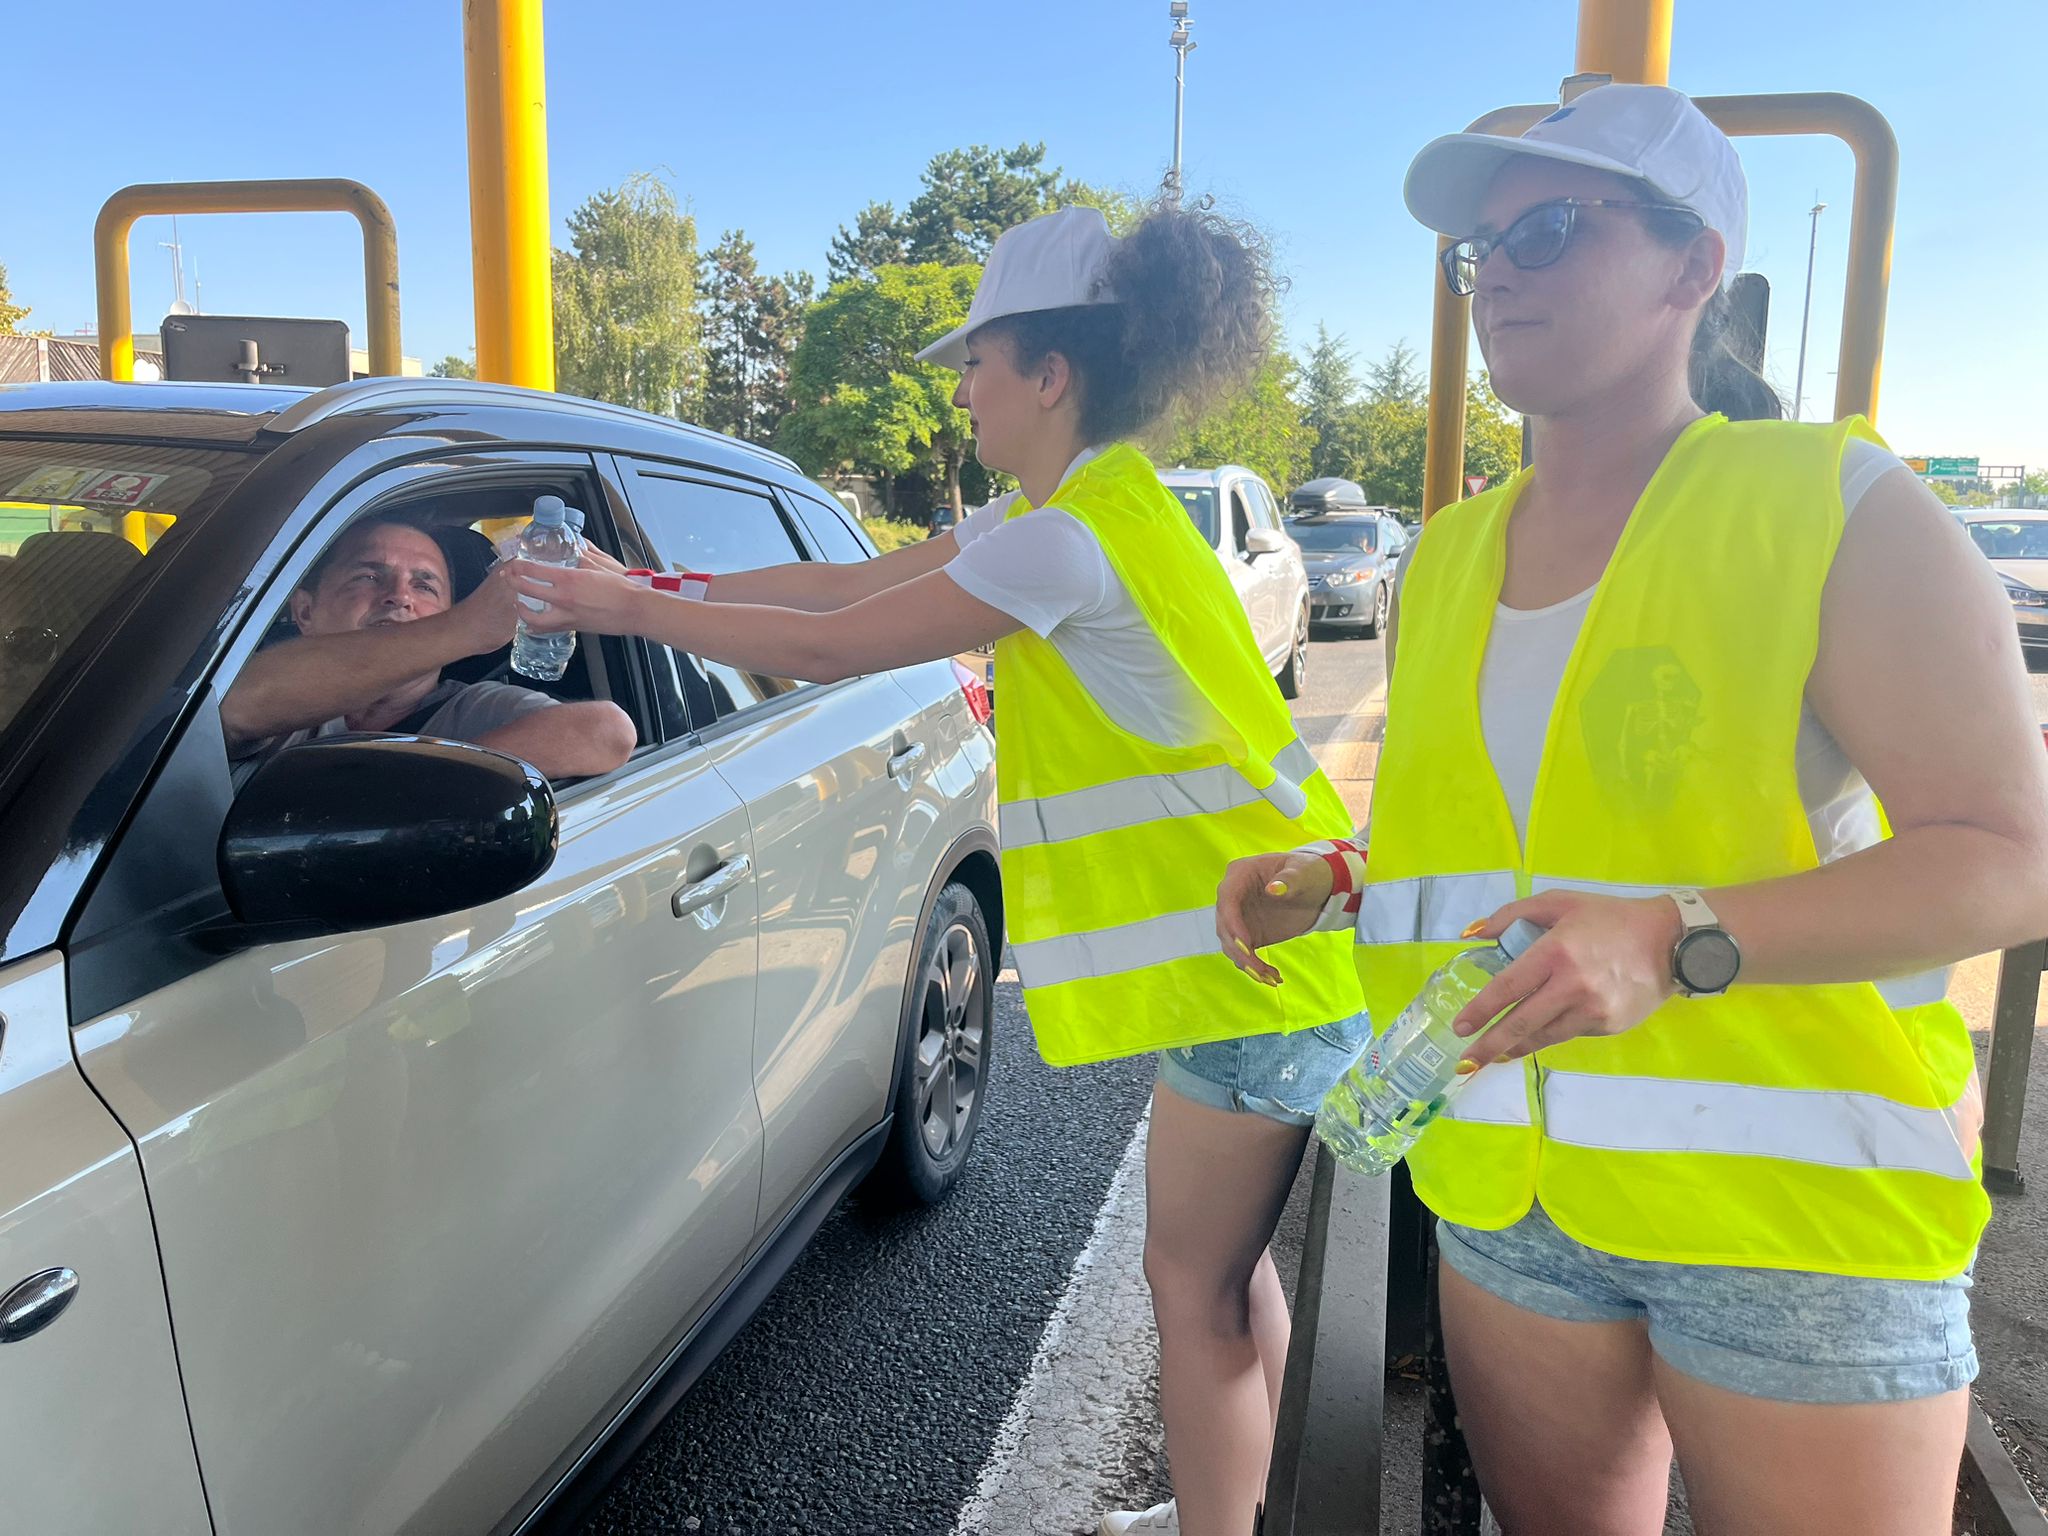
[1098,1501,1178,1536]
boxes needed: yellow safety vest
[1369,414,1988,1280]
[996,444,1363,1066]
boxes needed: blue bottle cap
[1498,918,1546,961]
[531,493,568,526]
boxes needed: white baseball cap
[915,206,1120,370]
[1404,83,1747,277]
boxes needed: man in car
[222,513,635,780]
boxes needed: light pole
[1793,196,1826,421]
[1167,2,1195,205]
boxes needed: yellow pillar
[1574,0,1674,85]
[463,0,555,390]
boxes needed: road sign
[1465,474,1489,496]
[1923,457,1980,479]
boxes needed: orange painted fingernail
[1461,920,1488,939]
[1235,938,1253,956]
[1456,1059,1480,1075]
[1266,880,1289,897]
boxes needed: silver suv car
[0,379,999,1534]
[1160,465,1312,698]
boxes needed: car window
[1252,481,1285,531]
[0,441,255,753]
[1288,519,1377,553]
[625,465,809,727]
[227,474,647,778]
[792,495,872,565]
[1969,521,2048,561]
[1172,486,1219,546]
[1227,486,1253,551]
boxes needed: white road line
[951,1107,1158,1536]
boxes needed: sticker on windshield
[10,465,93,502]
[75,469,169,507]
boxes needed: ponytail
[1638,205,1784,423]
[1689,287,1784,422]
[977,201,1276,443]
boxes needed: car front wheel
[862,881,993,1207]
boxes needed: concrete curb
[1965,1403,2048,1536]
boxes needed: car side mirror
[220,736,558,935]
[1245,527,1288,556]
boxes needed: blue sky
[8,1,2043,469]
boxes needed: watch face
[1677,930,1742,994]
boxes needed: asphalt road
[574,633,1387,1536]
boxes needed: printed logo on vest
[1580,646,1703,810]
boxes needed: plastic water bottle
[510,494,583,682]
[1316,918,1547,1175]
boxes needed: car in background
[1289,509,1409,638]
[928,505,959,539]
[0,377,1000,1535]
[1161,464,1312,699]
[1963,513,2048,665]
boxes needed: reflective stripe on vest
[1359,869,1950,1011]
[1543,1072,1976,1181]
[1012,904,1216,987]
[1003,737,1319,849]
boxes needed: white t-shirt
[944,450,1213,745]
[1476,437,1909,857]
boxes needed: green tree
[552,174,700,417]
[1926,479,1960,507]
[779,263,980,514]
[429,353,476,379]
[1353,397,1431,511]
[904,143,1062,265]
[700,229,812,445]
[1365,339,1425,406]
[0,265,28,334]
[1301,324,1359,480]
[1152,353,1312,495]
[828,202,910,284]
[1050,178,1144,237]
[2017,470,2048,507]
[1461,372,1524,494]
[851,144,1138,275]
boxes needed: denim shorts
[1438,1202,1977,1404]
[1155,1011,1374,1127]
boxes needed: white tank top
[1476,438,1908,860]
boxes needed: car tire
[1364,580,1390,639]
[862,881,994,1208]
[1277,603,1310,700]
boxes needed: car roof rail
[265,377,801,472]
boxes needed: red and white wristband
[1296,836,1367,931]
[624,568,712,601]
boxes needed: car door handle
[887,742,928,781]
[671,854,752,920]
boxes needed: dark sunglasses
[1439,197,1703,296]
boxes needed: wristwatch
[1669,889,1742,997]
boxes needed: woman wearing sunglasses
[1218,84,2048,1533]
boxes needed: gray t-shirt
[233,678,558,771]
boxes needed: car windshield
[1289,519,1377,553]
[0,438,258,752]
[1172,486,1218,545]
[1970,521,2048,562]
